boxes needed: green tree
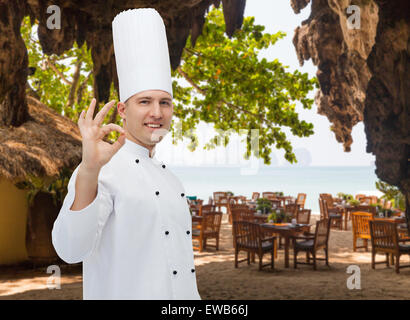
[21,6,318,164]
[375,180,405,211]
[172,8,317,163]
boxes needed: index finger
[94,100,116,126]
[85,98,97,121]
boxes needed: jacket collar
[122,138,156,158]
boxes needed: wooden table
[260,223,310,268]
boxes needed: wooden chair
[199,204,215,216]
[296,193,307,209]
[213,192,228,211]
[369,220,410,273]
[354,205,377,216]
[251,192,260,201]
[293,219,331,270]
[284,203,299,219]
[320,198,343,230]
[192,211,222,252]
[297,209,311,225]
[228,203,250,224]
[351,211,374,252]
[188,199,203,215]
[355,194,366,201]
[231,208,255,223]
[233,221,276,271]
[262,192,276,200]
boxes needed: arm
[52,98,125,263]
[51,164,113,263]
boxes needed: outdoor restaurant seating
[284,203,299,219]
[199,204,216,216]
[319,198,343,230]
[351,211,373,252]
[228,203,249,224]
[192,211,222,252]
[354,205,377,216]
[297,209,311,225]
[293,219,331,270]
[369,220,410,273]
[296,193,307,209]
[213,192,230,211]
[233,221,276,271]
[262,192,276,200]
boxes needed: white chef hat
[112,8,173,102]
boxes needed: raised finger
[99,123,125,139]
[85,98,97,121]
[77,109,86,125]
[94,100,116,126]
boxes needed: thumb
[112,133,126,153]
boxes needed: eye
[161,101,171,106]
[140,100,149,104]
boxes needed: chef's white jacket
[52,138,201,300]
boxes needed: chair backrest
[354,205,376,215]
[318,198,325,220]
[203,211,223,234]
[369,220,399,253]
[252,192,260,201]
[270,199,282,210]
[233,221,260,248]
[213,192,227,203]
[231,207,254,223]
[319,199,330,220]
[351,211,373,238]
[262,192,276,200]
[296,193,307,206]
[359,196,373,205]
[200,204,215,216]
[355,194,366,201]
[284,203,299,219]
[314,219,331,249]
[320,193,334,209]
[370,196,378,205]
[297,209,311,225]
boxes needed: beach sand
[1,214,409,300]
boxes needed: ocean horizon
[169,165,381,214]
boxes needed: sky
[156,0,376,167]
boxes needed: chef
[52,8,201,300]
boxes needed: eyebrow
[137,96,172,102]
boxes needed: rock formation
[291,0,409,222]
[0,0,245,126]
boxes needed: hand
[78,98,126,171]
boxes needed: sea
[170,166,382,214]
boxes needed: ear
[117,101,126,120]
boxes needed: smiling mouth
[144,123,163,128]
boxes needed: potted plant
[267,212,276,223]
[256,198,272,214]
[348,199,360,207]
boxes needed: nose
[149,101,162,119]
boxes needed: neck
[125,132,155,157]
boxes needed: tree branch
[176,65,263,122]
[45,57,72,86]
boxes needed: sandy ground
[1,214,409,300]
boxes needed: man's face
[117,90,173,148]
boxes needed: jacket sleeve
[52,164,114,264]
